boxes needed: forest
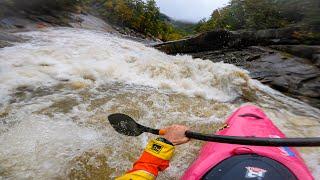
[85,0,320,39]
[1,0,319,41]
[1,0,186,41]
[90,0,186,41]
[194,0,320,32]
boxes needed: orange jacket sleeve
[116,138,175,180]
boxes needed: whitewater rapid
[0,28,249,105]
[0,28,319,179]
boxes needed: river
[0,28,319,179]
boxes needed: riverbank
[2,9,320,110]
[154,28,320,109]
[0,6,161,49]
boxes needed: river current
[0,28,319,179]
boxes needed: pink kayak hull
[181,105,313,180]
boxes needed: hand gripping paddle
[108,113,320,147]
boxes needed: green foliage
[94,0,184,41]
[2,0,186,41]
[196,0,320,32]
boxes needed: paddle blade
[108,113,143,136]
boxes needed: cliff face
[154,27,320,109]
[0,3,117,32]
[0,8,119,49]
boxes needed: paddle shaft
[185,131,320,147]
[141,126,160,135]
[107,113,320,147]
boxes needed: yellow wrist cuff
[144,139,175,160]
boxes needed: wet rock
[154,26,320,54]
[0,17,31,30]
[245,51,320,108]
[0,40,12,48]
[313,54,320,67]
[0,30,26,48]
[0,106,10,118]
[270,45,320,67]
[0,6,116,32]
[190,47,320,109]
[0,31,24,42]
[0,26,27,48]
[69,13,116,33]
[190,47,267,67]
[0,14,54,32]
[155,27,320,109]
[154,30,234,54]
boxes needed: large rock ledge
[270,45,320,67]
[154,27,320,109]
[0,8,119,49]
[0,7,160,48]
[154,26,320,54]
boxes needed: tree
[85,0,186,41]
[195,0,319,32]
[113,0,134,26]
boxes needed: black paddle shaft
[185,131,320,147]
[108,113,320,147]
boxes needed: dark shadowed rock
[0,40,12,48]
[154,27,320,54]
[154,30,235,54]
[313,54,320,67]
[0,31,25,42]
[0,31,26,48]
[69,13,116,33]
[190,47,320,109]
[0,16,33,30]
[270,45,320,67]
[155,26,320,109]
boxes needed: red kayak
[182,105,313,180]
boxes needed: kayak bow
[182,105,314,179]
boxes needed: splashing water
[0,28,319,179]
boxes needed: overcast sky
[155,0,230,22]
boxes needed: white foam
[0,115,105,179]
[0,28,248,105]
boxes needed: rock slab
[154,28,320,109]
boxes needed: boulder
[313,54,320,67]
[69,13,116,33]
[0,40,12,48]
[154,26,320,54]
[0,31,26,48]
[189,46,320,109]
[270,45,320,67]
[154,27,320,109]
[0,31,25,42]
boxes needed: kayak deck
[181,105,313,180]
